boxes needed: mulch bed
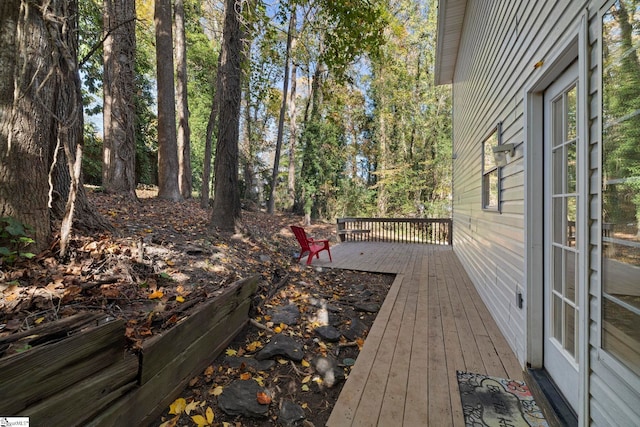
[0,187,394,426]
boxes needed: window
[482,124,501,210]
[601,1,640,376]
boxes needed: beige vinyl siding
[445,0,640,423]
[587,2,640,425]
[451,0,587,366]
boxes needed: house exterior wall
[451,0,585,367]
[447,0,640,425]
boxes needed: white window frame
[482,122,502,212]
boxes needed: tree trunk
[102,0,137,198]
[377,113,388,216]
[242,89,255,201]
[209,0,242,231]
[0,0,52,250]
[287,61,298,210]
[1,0,111,254]
[200,54,222,209]
[155,0,182,201]
[267,8,295,214]
[174,0,192,199]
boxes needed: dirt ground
[0,188,394,426]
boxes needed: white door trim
[523,11,589,424]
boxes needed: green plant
[0,217,36,264]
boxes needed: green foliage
[78,0,104,109]
[316,0,388,79]
[299,115,347,218]
[186,0,220,192]
[365,0,452,218]
[82,122,103,185]
[0,217,36,265]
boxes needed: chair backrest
[290,226,310,250]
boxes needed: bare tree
[174,0,192,199]
[209,0,243,231]
[267,7,295,214]
[1,0,111,254]
[102,0,137,198]
[155,0,182,201]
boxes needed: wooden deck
[309,242,523,426]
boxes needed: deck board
[313,243,523,426]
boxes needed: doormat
[456,371,548,427]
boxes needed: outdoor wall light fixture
[492,143,516,167]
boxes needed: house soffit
[435,0,467,86]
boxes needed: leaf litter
[0,187,393,426]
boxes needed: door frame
[523,13,589,422]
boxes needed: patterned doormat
[456,371,549,427]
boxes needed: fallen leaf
[138,326,152,336]
[301,384,310,392]
[301,375,311,384]
[158,415,179,427]
[148,290,164,299]
[101,287,120,299]
[34,317,45,325]
[191,413,212,427]
[301,359,310,368]
[277,358,288,365]
[168,397,186,415]
[240,372,252,380]
[210,386,224,396]
[185,400,199,415]
[225,348,237,356]
[256,391,271,405]
[245,341,262,352]
[175,295,185,303]
[204,365,214,377]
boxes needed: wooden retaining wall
[0,275,259,427]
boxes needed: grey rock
[354,302,380,313]
[217,380,269,418]
[259,254,272,263]
[342,316,368,341]
[271,304,300,325]
[314,325,342,342]
[223,356,275,371]
[278,400,306,427]
[255,334,304,362]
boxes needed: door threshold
[525,368,578,427]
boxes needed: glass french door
[543,61,580,411]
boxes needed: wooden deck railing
[336,217,453,245]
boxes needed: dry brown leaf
[256,391,271,405]
[148,290,164,299]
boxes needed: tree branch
[79,17,137,68]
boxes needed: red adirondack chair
[290,225,332,265]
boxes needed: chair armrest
[308,238,330,248]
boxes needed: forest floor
[0,187,394,427]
